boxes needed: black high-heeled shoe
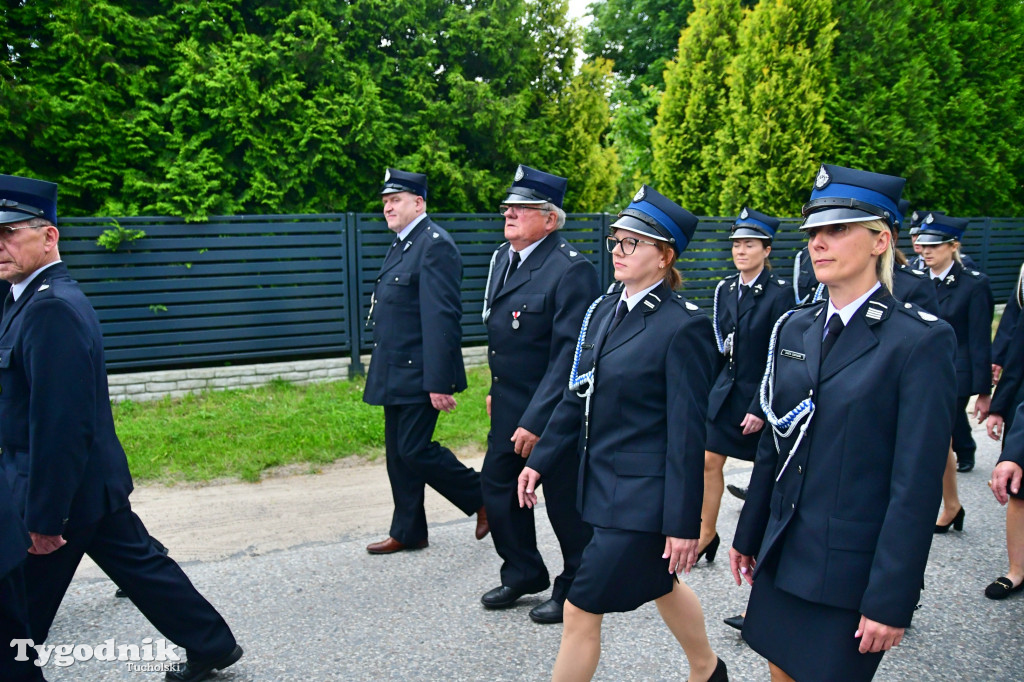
[706,657,728,682]
[697,534,720,562]
[934,506,965,534]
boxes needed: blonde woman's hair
[861,218,894,292]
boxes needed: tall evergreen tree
[652,0,743,215]
[715,0,838,215]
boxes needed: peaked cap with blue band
[800,164,905,230]
[0,174,58,226]
[502,165,567,208]
[611,185,697,258]
[915,212,969,244]
[380,168,427,199]
[731,206,779,241]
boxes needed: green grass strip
[114,366,491,484]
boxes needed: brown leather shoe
[365,537,428,554]
[475,506,490,540]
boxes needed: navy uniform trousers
[1,476,42,682]
[482,235,598,598]
[933,262,993,468]
[0,263,236,662]
[363,217,480,545]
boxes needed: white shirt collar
[931,261,954,281]
[739,267,763,288]
[618,280,663,311]
[396,213,428,241]
[12,261,61,301]
[824,281,881,330]
[509,233,549,264]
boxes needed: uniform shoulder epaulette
[605,281,625,295]
[792,298,825,312]
[964,268,984,279]
[724,272,740,281]
[894,301,943,326]
[899,264,928,278]
[669,292,702,315]
[556,240,585,261]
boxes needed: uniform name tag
[780,349,806,360]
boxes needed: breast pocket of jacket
[509,293,546,316]
[379,272,416,303]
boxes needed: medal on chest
[511,311,521,330]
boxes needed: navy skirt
[567,526,676,614]
[705,395,760,461]
[743,567,884,681]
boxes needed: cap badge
[384,169,391,182]
[814,166,830,189]
[740,208,749,219]
[912,211,919,222]
[633,186,646,203]
[514,165,525,182]
[925,213,935,224]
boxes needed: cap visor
[0,210,36,225]
[730,226,771,240]
[914,231,956,245]
[610,214,671,242]
[501,191,547,205]
[800,208,879,230]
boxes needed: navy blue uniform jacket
[999,401,1024,467]
[363,217,467,405]
[0,476,29,578]
[892,264,940,314]
[0,263,134,537]
[528,283,716,539]
[934,261,993,397]
[708,270,792,422]
[485,235,599,444]
[733,289,956,627]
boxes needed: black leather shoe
[166,645,243,682]
[985,576,1024,600]
[481,585,528,609]
[707,657,728,682]
[956,461,974,473]
[697,533,720,563]
[529,599,563,624]
[934,506,965,534]
[723,614,744,631]
[726,484,747,501]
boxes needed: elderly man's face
[502,204,556,251]
[0,220,59,284]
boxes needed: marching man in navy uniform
[0,476,42,681]
[0,174,242,682]
[479,166,599,623]
[363,168,487,554]
[729,165,956,682]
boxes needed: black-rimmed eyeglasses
[605,235,659,255]
[499,204,550,217]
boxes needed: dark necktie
[739,284,750,300]
[496,251,520,296]
[606,300,628,337]
[2,290,12,321]
[934,278,941,289]
[821,314,845,363]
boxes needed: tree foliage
[1,0,616,217]
[652,0,742,215]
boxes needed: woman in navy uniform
[985,400,1024,599]
[0,476,43,681]
[700,208,790,565]
[917,213,993,483]
[984,266,1024,599]
[518,186,726,682]
[729,164,956,682]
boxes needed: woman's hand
[740,413,765,435]
[855,616,905,653]
[990,461,1023,505]
[517,467,541,509]
[987,413,1004,441]
[974,394,991,422]
[729,547,756,586]
[663,536,699,575]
